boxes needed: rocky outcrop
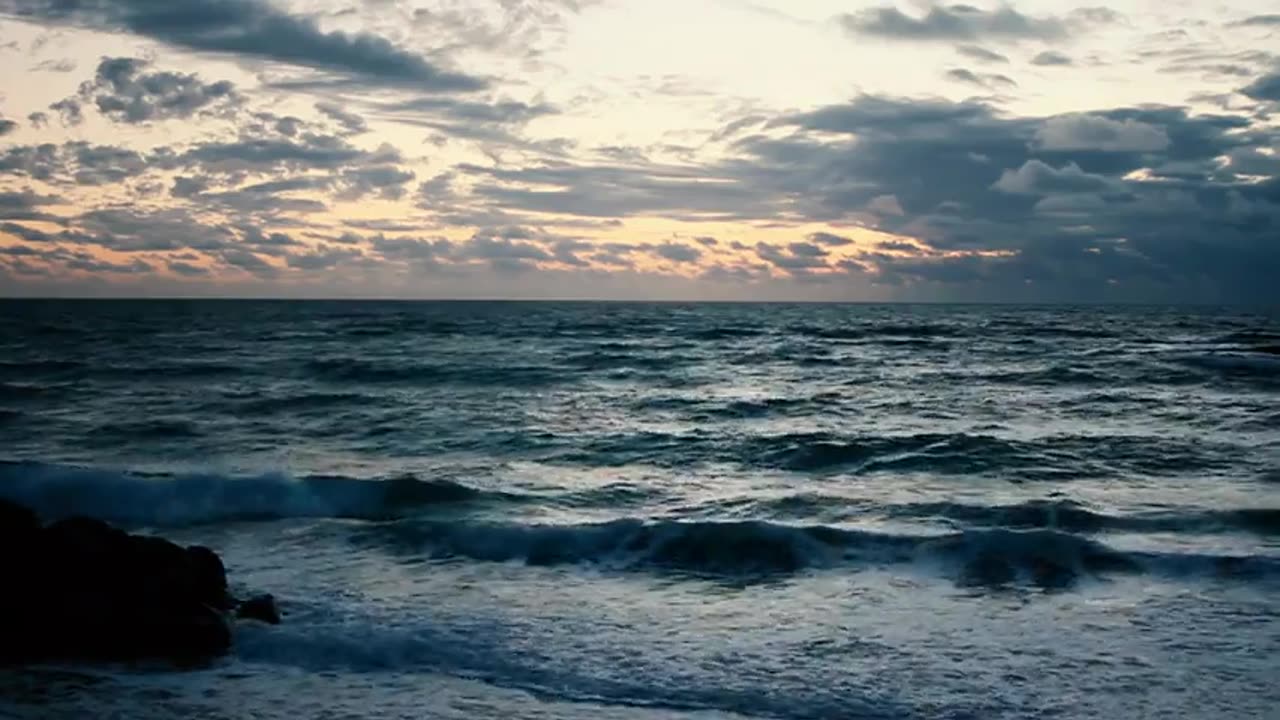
[0,499,279,665]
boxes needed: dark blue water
[1,300,1277,719]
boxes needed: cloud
[49,98,81,125]
[461,161,772,221]
[0,0,486,91]
[0,189,59,221]
[652,241,702,263]
[1031,50,1073,66]
[337,164,417,201]
[1242,71,1280,101]
[715,94,1278,300]
[809,232,853,247]
[0,117,16,136]
[286,245,364,270]
[992,160,1117,195]
[945,68,1017,89]
[73,57,240,124]
[956,44,1009,64]
[1235,15,1280,27]
[0,141,149,185]
[315,101,367,135]
[372,96,557,148]
[219,247,278,277]
[840,4,1070,43]
[168,260,209,276]
[755,242,829,273]
[1035,115,1170,152]
[867,194,905,216]
[32,58,75,72]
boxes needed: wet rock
[237,594,282,625]
[0,501,273,665]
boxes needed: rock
[0,498,39,540]
[185,545,233,610]
[237,594,282,625]
[0,500,274,666]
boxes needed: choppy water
[1,300,1277,719]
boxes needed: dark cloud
[0,0,486,91]
[809,232,853,247]
[457,233,552,263]
[992,160,1119,195]
[368,234,452,263]
[460,161,775,221]
[66,255,153,274]
[1235,15,1280,27]
[0,189,59,221]
[75,56,240,124]
[72,208,237,252]
[167,260,209,276]
[316,101,367,135]
[1034,114,1170,152]
[652,241,701,263]
[956,45,1009,64]
[337,164,416,201]
[26,112,48,128]
[176,136,367,173]
[1242,71,1280,101]
[0,141,148,185]
[372,96,557,147]
[49,97,81,125]
[286,245,364,270]
[840,4,1070,43]
[755,242,828,273]
[0,117,16,136]
[1031,50,1073,66]
[219,248,277,277]
[945,68,1017,89]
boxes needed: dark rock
[186,545,232,610]
[237,594,281,625]
[0,501,274,666]
[0,498,39,539]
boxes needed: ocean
[0,300,1277,719]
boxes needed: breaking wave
[0,461,504,526]
[357,517,1277,586]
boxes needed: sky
[0,0,1276,302]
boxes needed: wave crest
[0,462,496,526]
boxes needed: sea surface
[0,300,1277,719]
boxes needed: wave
[550,430,1237,478]
[236,391,380,414]
[0,381,63,401]
[1215,330,1280,347]
[1172,352,1280,386]
[983,323,1122,340]
[742,432,1066,476]
[359,517,1278,587]
[96,362,246,380]
[792,323,965,341]
[0,462,505,526]
[561,351,688,372]
[881,499,1280,537]
[87,418,204,441]
[633,395,825,420]
[687,326,766,341]
[304,358,562,388]
[0,360,86,377]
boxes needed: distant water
[1,300,1277,719]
